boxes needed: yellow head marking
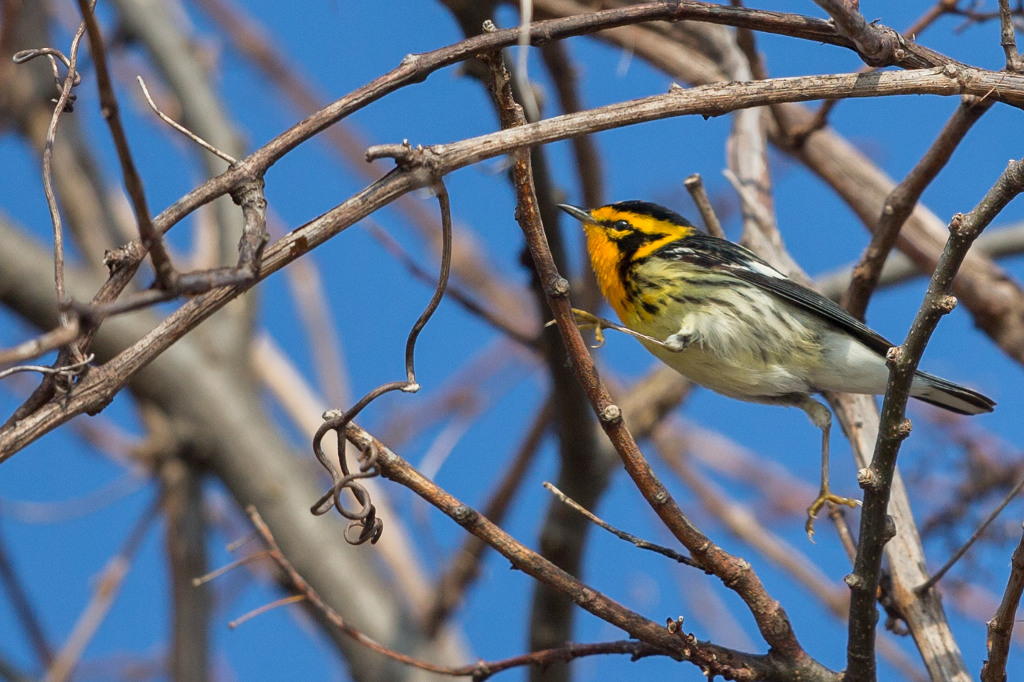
[578,204,697,321]
[581,219,630,319]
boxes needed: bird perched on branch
[559,200,994,539]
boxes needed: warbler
[559,200,995,538]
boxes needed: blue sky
[2,1,1023,680]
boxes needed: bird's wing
[657,233,894,356]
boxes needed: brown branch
[812,0,907,67]
[425,397,552,636]
[76,0,174,290]
[247,505,684,680]
[841,96,991,320]
[684,174,725,239]
[543,481,699,567]
[999,0,1024,72]
[538,38,604,313]
[137,76,237,164]
[980,523,1024,682]
[44,495,161,682]
[480,48,612,681]
[0,320,80,368]
[847,157,1024,680]
[481,43,828,677]
[344,424,826,681]
[161,458,210,682]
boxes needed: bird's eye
[614,220,631,231]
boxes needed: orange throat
[584,224,630,321]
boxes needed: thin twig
[311,180,453,539]
[192,552,270,586]
[847,157,1024,680]
[683,174,725,238]
[999,0,1024,72]
[0,355,94,382]
[543,482,699,567]
[137,77,237,164]
[247,506,675,679]
[842,96,991,320]
[76,0,176,290]
[43,495,161,682]
[916,469,1024,594]
[980,522,1024,682]
[31,6,93,358]
[229,594,306,629]
[0,321,81,368]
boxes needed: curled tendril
[13,48,82,111]
[309,180,453,546]
[0,353,94,383]
[310,384,409,545]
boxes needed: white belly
[625,287,891,404]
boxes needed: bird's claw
[805,492,860,542]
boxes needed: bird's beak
[557,203,592,224]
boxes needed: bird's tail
[910,370,995,415]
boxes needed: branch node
[882,515,898,543]
[937,294,958,313]
[451,505,477,526]
[599,404,622,423]
[857,467,881,489]
[896,417,913,440]
[547,276,570,297]
[949,211,966,234]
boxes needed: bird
[558,200,995,538]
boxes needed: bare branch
[0,320,80,367]
[847,157,1024,680]
[684,174,725,239]
[543,481,699,566]
[44,495,161,682]
[980,523,1024,682]
[76,0,175,290]
[917,470,1024,594]
[842,96,991,320]
[343,424,829,680]
[137,76,237,164]
[247,505,681,679]
[999,0,1024,72]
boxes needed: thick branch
[347,423,831,682]
[847,158,1024,680]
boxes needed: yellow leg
[798,397,859,541]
